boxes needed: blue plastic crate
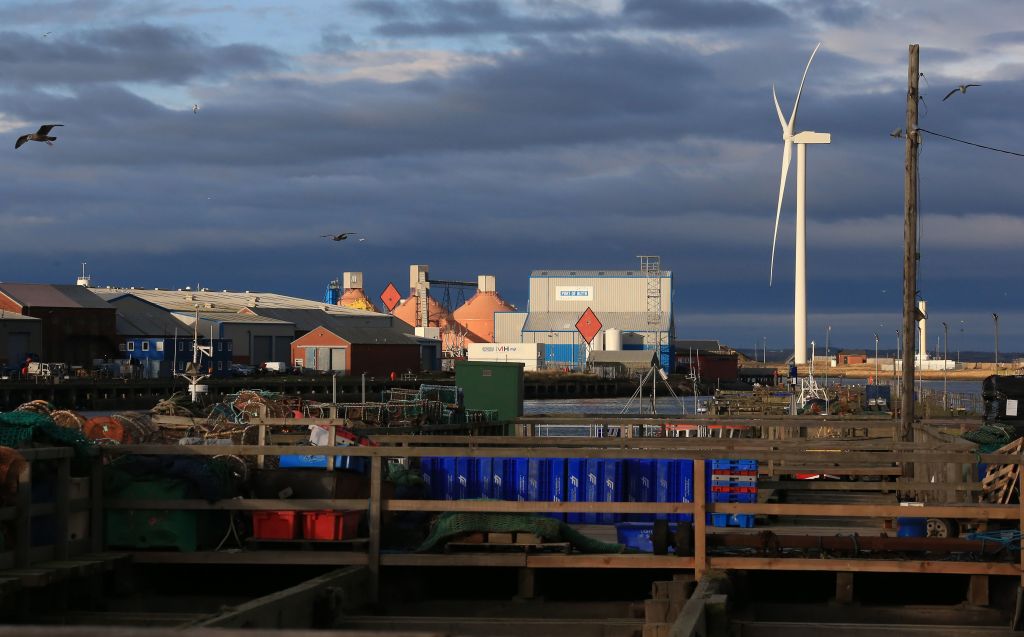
[626,460,654,522]
[528,458,547,502]
[599,459,623,524]
[709,491,757,503]
[670,459,694,523]
[547,459,566,520]
[491,458,509,500]
[510,458,530,502]
[584,459,602,524]
[476,458,493,499]
[278,454,368,472]
[709,459,758,472]
[616,522,655,552]
[566,458,586,523]
[707,513,755,528]
[654,460,672,521]
[454,457,475,500]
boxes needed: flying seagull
[322,233,357,241]
[192,104,199,114]
[943,84,980,101]
[42,32,51,37]
[15,124,63,149]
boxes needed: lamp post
[958,320,964,366]
[824,325,831,413]
[763,336,767,364]
[873,333,879,385]
[942,321,948,409]
[895,329,901,402]
[994,313,1000,373]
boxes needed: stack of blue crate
[707,459,757,528]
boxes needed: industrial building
[290,324,427,377]
[467,343,544,371]
[501,259,674,370]
[674,340,739,383]
[0,283,117,367]
[451,276,515,343]
[0,313,42,371]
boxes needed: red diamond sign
[575,307,602,344]
[380,282,402,312]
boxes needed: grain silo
[337,272,380,313]
[452,275,514,343]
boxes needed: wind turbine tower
[769,43,831,365]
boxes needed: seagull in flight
[42,32,51,37]
[322,232,357,241]
[15,124,63,149]
[943,84,980,101]
[192,104,199,114]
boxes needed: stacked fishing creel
[15,400,54,416]
[0,447,27,503]
[231,390,289,422]
[82,412,157,445]
[49,410,88,432]
[151,392,203,417]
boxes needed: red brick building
[0,283,116,367]
[291,325,424,377]
[836,350,868,365]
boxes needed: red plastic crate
[302,510,364,540]
[252,511,298,540]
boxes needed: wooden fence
[103,430,1024,601]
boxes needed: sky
[1,0,1023,353]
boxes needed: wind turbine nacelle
[792,131,831,144]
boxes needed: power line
[917,127,1024,157]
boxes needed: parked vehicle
[261,361,290,374]
[26,362,69,379]
[230,363,256,377]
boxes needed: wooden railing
[103,433,1024,601]
[0,448,102,571]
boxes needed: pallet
[245,537,369,552]
[444,541,571,554]
[981,438,1023,504]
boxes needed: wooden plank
[708,557,1020,576]
[835,572,854,604]
[526,555,695,569]
[104,444,1019,464]
[105,499,369,511]
[89,459,103,554]
[694,459,707,582]
[14,462,30,569]
[197,567,367,628]
[708,503,1018,520]
[382,553,527,567]
[368,455,382,604]
[967,574,989,607]
[384,500,695,514]
[129,551,368,566]
[54,458,71,561]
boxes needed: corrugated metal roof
[184,311,293,325]
[675,339,722,352]
[0,283,112,309]
[247,308,394,333]
[530,270,672,277]
[588,350,658,365]
[91,288,381,316]
[327,324,421,346]
[110,298,189,336]
[522,312,671,332]
[0,313,39,321]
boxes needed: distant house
[836,350,868,366]
[0,283,116,366]
[587,350,659,377]
[291,324,434,377]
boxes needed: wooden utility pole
[899,44,920,442]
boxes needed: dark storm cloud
[319,24,357,52]
[786,0,874,26]
[0,23,281,85]
[363,0,603,37]
[982,30,1024,45]
[0,0,114,26]
[622,0,788,30]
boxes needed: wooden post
[326,426,337,473]
[835,572,854,604]
[968,574,989,607]
[55,456,71,560]
[694,459,706,582]
[15,462,31,568]
[90,456,104,553]
[256,423,266,470]
[899,43,920,443]
[368,454,382,603]
[517,568,536,600]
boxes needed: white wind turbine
[769,42,830,366]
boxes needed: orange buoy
[83,416,127,444]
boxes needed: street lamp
[824,325,831,413]
[942,321,948,409]
[895,329,901,401]
[958,320,965,366]
[763,336,767,364]
[873,333,879,385]
[993,313,1000,372]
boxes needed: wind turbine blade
[770,139,792,286]
[772,84,786,130]
[789,42,822,126]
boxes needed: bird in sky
[322,233,357,241]
[15,124,63,149]
[358,238,366,242]
[943,84,980,101]
[193,104,199,114]
[42,32,51,37]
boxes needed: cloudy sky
[1,0,1023,352]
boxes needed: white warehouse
[495,263,675,371]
